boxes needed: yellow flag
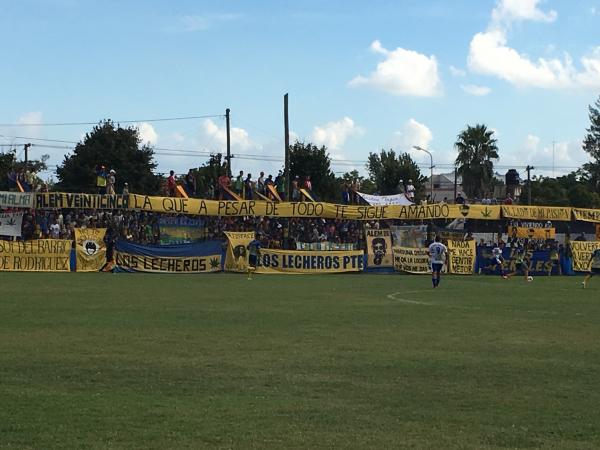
[74,228,107,272]
[224,231,255,272]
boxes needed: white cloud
[14,111,43,138]
[592,6,597,16]
[461,84,492,96]
[311,117,364,150]
[349,40,442,97]
[500,137,589,176]
[524,134,541,151]
[449,65,466,77]
[137,122,158,145]
[202,118,255,151]
[467,1,600,89]
[393,118,433,152]
[491,0,557,27]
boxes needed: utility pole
[526,165,534,205]
[24,143,31,169]
[284,93,290,199]
[225,108,231,177]
[453,167,457,202]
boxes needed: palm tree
[454,124,499,200]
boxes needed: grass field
[1,272,599,449]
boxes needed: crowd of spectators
[4,207,369,251]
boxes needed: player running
[507,248,531,281]
[428,236,448,289]
[491,243,508,279]
[582,248,600,289]
[246,235,262,280]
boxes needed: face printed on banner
[83,240,99,256]
[233,245,247,260]
[371,237,387,265]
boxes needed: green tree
[56,120,159,194]
[582,95,600,192]
[0,150,49,191]
[520,176,568,206]
[337,170,376,194]
[454,124,499,200]
[191,153,226,197]
[366,149,424,197]
[289,141,337,202]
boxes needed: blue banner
[115,240,223,273]
[158,216,204,245]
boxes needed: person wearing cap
[107,169,116,195]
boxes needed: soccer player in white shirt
[491,243,508,279]
[428,236,448,288]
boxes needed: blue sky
[1,0,599,182]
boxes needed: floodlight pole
[413,146,434,201]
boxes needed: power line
[0,114,224,127]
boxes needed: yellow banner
[365,229,393,267]
[224,231,255,272]
[507,226,556,239]
[573,208,600,223]
[451,204,502,220]
[74,228,107,272]
[447,240,476,275]
[570,241,600,272]
[27,192,600,222]
[114,252,221,273]
[255,249,364,274]
[36,193,128,209]
[128,194,502,220]
[502,205,571,221]
[392,247,431,274]
[0,239,72,272]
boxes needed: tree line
[7,95,600,207]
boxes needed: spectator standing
[244,174,254,200]
[217,172,229,199]
[167,170,177,197]
[406,179,415,201]
[122,182,129,196]
[185,169,197,197]
[257,171,265,195]
[341,181,350,205]
[455,193,465,204]
[234,171,244,196]
[304,175,312,192]
[265,175,274,199]
[503,193,513,205]
[106,170,116,195]
[95,165,107,194]
[275,171,286,200]
[291,176,300,201]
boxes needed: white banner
[0,191,34,209]
[357,192,413,206]
[0,212,23,237]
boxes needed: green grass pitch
[1,272,599,449]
